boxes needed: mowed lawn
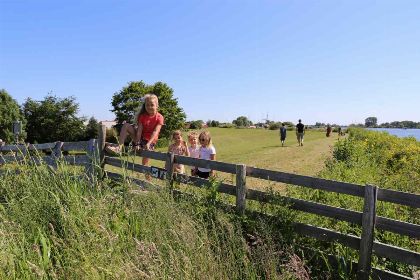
[106,127,340,191]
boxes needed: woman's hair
[199,131,212,147]
[171,130,182,142]
[138,94,159,116]
[188,131,198,140]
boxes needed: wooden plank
[98,125,106,167]
[104,157,151,174]
[62,155,90,165]
[236,164,247,215]
[62,141,89,152]
[175,155,237,174]
[247,188,363,225]
[174,173,236,196]
[165,152,175,190]
[373,242,420,267]
[377,188,420,208]
[376,216,420,239]
[246,166,365,197]
[0,155,21,164]
[137,149,167,161]
[371,268,414,280]
[85,139,96,180]
[54,141,63,158]
[357,184,378,280]
[294,223,360,250]
[1,143,57,152]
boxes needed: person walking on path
[296,119,305,146]
[326,124,332,137]
[280,123,287,146]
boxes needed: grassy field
[106,127,339,191]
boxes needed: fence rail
[103,148,420,280]
[1,131,419,280]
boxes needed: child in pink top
[168,130,189,174]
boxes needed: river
[367,128,420,141]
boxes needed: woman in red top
[107,94,164,167]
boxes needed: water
[367,128,420,141]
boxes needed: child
[187,131,200,176]
[168,130,189,174]
[279,123,287,146]
[105,94,164,167]
[197,131,216,179]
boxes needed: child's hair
[171,130,182,142]
[188,131,198,141]
[199,131,212,147]
[139,94,159,115]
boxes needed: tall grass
[0,162,308,279]
[287,128,420,277]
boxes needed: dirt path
[218,133,339,191]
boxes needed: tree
[0,89,25,143]
[206,120,220,127]
[189,120,204,129]
[23,95,86,143]
[84,117,100,140]
[232,116,252,127]
[365,117,378,127]
[111,81,186,139]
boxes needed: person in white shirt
[197,131,216,179]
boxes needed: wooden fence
[1,127,419,280]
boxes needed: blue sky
[1,0,419,125]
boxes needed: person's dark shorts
[196,169,210,179]
[135,139,156,150]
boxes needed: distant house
[100,120,117,129]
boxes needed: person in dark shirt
[279,123,287,146]
[296,119,305,146]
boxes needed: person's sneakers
[104,144,121,156]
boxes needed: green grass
[0,163,312,279]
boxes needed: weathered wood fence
[1,126,419,280]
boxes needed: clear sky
[1,0,419,125]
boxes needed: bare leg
[119,123,137,145]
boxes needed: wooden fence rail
[1,133,419,280]
[102,147,420,280]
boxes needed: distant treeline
[378,121,420,129]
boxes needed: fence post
[236,164,247,215]
[85,139,97,181]
[357,184,378,280]
[98,125,106,168]
[165,152,175,192]
[54,141,63,158]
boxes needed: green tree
[365,117,378,127]
[111,81,186,139]
[189,120,203,129]
[232,116,252,127]
[23,95,86,143]
[0,89,25,143]
[84,117,100,140]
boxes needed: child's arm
[210,154,216,176]
[183,141,190,156]
[146,123,163,150]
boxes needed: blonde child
[187,131,200,176]
[197,131,216,179]
[105,94,164,167]
[168,130,189,174]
